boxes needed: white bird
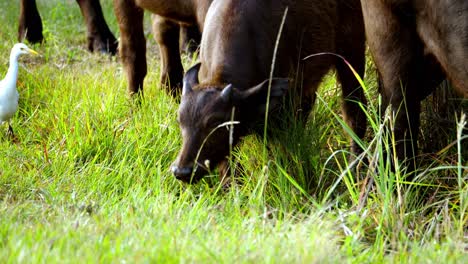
[0,43,38,138]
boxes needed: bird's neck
[5,54,20,87]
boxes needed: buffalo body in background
[113,0,210,96]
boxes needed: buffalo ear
[235,78,289,113]
[182,63,201,96]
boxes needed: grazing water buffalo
[19,0,118,54]
[113,0,211,96]
[361,0,468,166]
[171,0,367,183]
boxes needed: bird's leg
[7,123,19,143]
[7,123,15,138]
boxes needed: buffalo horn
[220,84,233,102]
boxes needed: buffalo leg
[152,15,184,96]
[113,0,146,96]
[361,1,442,167]
[336,59,367,155]
[336,3,367,155]
[180,25,201,55]
[18,0,43,43]
[76,0,118,54]
[362,1,420,166]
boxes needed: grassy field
[0,0,467,263]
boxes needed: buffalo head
[171,63,289,183]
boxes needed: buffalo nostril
[171,166,193,178]
[170,165,178,174]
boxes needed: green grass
[0,1,467,263]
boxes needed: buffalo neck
[199,0,292,89]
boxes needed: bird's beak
[28,48,39,56]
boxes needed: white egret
[0,43,38,138]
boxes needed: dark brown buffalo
[361,0,468,166]
[172,0,367,183]
[19,0,118,54]
[113,0,211,96]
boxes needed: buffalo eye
[202,113,228,129]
